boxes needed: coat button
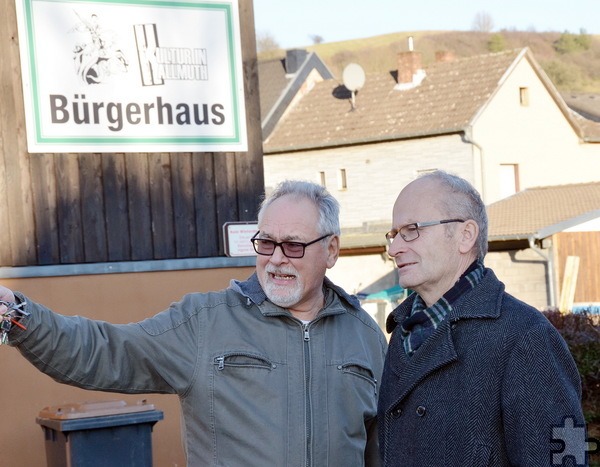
[416,406,426,417]
[392,407,402,418]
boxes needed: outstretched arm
[2,287,199,396]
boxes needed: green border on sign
[21,0,244,147]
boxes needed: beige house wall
[264,135,473,229]
[472,58,600,204]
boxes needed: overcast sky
[253,0,599,49]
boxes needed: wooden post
[559,255,580,313]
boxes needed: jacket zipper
[216,356,225,370]
[303,322,312,467]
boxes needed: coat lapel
[381,269,505,413]
[383,316,458,412]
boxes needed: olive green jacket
[11,274,387,466]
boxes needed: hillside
[258,30,600,93]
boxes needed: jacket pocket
[214,352,276,371]
[338,362,378,394]
[210,351,287,465]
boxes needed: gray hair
[417,170,488,260]
[258,180,341,236]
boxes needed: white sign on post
[15,0,247,153]
[223,221,258,257]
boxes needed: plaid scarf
[400,260,484,356]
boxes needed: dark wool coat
[378,268,584,466]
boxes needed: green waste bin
[36,400,164,467]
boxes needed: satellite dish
[342,63,366,91]
[342,63,365,110]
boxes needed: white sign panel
[15,0,247,153]
[223,221,258,257]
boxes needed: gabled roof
[263,48,599,153]
[487,182,600,241]
[259,50,333,139]
[562,92,600,122]
[264,49,524,153]
[570,111,600,142]
[560,92,600,142]
[258,58,294,121]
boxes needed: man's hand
[0,286,16,313]
[0,286,25,343]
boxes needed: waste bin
[36,399,164,467]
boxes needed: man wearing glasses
[1,180,387,466]
[378,170,584,466]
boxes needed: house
[486,181,600,310]
[258,48,333,139]
[261,46,600,308]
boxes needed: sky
[253,0,599,49]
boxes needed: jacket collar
[232,272,363,314]
[386,268,504,333]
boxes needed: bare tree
[256,31,280,53]
[309,34,324,45]
[472,11,494,33]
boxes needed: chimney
[394,36,426,90]
[396,51,422,85]
[435,50,456,62]
[285,49,308,74]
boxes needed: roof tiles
[487,182,600,239]
[264,49,525,153]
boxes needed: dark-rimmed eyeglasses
[385,219,465,245]
[250,232,333,258]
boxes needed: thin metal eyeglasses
[385,219,465,245]
[250,232,333,258]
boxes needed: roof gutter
[462,127,486,201]
[264,129,461,155]
[528,237,556,308]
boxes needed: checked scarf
[400,260,484,356]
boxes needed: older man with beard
[1,180,387,467]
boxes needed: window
[519,87,529,106]
[499,164,519,198]
[318,171,326,187]
[337,169,347,190]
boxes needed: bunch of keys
[0,300,29,345]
